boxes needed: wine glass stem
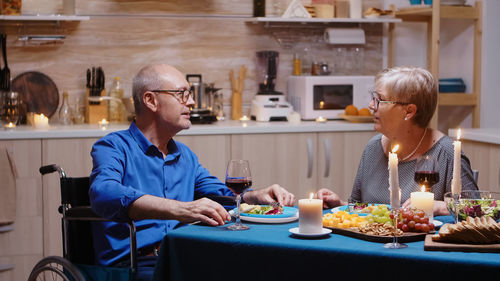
[235,194,242,225]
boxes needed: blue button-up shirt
[89,122,233,265]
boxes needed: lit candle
[388,145,401,210]
[98,118,109,130]
[411,185,434,223]
[33,114,49,129]
[4,122,15,130]
[239,115,250,122]
[298,193,323,234]
[451,129,462,195]
[315,116,327,123]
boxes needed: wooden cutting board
[424,235,500,253]
[327,226,428,243]
[11,71,59,121]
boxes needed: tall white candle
[298,193,323,234]
[451,129,462,195]
[411,185,434,223]
[388,145,401,210]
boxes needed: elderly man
[89,64,295,278]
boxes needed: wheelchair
[28,164,237,281]
[28,164,138,281]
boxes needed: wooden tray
[326,226,428,243]
[424,235,500,253]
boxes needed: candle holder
[383,209,407,249]
[98,119,109,130]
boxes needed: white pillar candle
[411,185,434,223]
[388,145,401,210]
[451,129,462,195]
[33,114,49,129]
[298,193,323,234]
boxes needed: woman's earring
[404,117,408,121]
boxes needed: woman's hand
[243,184,295,206]
[402,198,450,216]
[316,188,343,209]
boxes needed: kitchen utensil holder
[86,88,108,124]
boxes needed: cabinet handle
[324,138,331,178]
[307,138,313,178]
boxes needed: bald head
[132,64,186,115]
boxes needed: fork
[269,201,281,209]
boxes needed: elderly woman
[318,66,478,216]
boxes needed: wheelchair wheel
[28,256,86,281]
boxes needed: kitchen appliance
[287,75,374,120]
[250,50,293,121]
[186,74,218,124]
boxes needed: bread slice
[432,216,500,244]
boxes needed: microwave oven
[287,76,374,120]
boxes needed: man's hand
[316,188,343,209]
[402,198,450,216]
[128,195,231,226]
[242,184,295,206]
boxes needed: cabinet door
[174,135,230,182]
[231,133,317,199]
[462,140,490,189]
[0,140,43,281]
[317,131,376,201]
[41,138,98,257]
[488,145,500,193]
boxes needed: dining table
[153,213,500,281]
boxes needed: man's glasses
[150,89,193,104]
[370,91,409,110]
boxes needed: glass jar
[4,91,19,125]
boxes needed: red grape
[421,224,430,233]
[416,210,425,218]
[413,215,421,223]
[402,224,409,232]
[421,217,429,224]
[428,223,435,230]
[390,213,395,219]
[408,220,416,229]
[415,223,422,231]
[397,222,403,229]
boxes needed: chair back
[59,176,95,265]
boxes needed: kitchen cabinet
[0,140,43,281]
[461,140,500,193]
[230,131,376,199]
[389,0,483,128]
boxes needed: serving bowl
[444,191,500,221]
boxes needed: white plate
[229,210,298,224]
[433,220,443,227]
[289,227,332,237]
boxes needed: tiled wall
[4,0,383,120]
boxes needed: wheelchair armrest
[64,206,108,221]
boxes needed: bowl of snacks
[444,191,500,221]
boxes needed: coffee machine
[250,51,293,122]
[186,74,219,124]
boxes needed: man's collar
[128,122,180,160]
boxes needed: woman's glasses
[370,91,409,110]
[150,89,193,104]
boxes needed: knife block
[86,88,108,124]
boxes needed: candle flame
[101,118,107,123]
[7,122,14,128]
[392,144,399,153]
[309,193,314,199]
[457,129,461,141]
[421,185,426,192]
[40,114,45,118]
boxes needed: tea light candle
[315,116,327,123]
[98,118,109,130]
[451,129,462,195]
[33,114,49,129]
[411,185,434,223]
[298,193,323,234]
[239,115,250,122]
[4,122,15,130]
[388,144,401,210]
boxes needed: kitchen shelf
[0,15,89,21]
[247,17,402,24]
[388,0,482,128]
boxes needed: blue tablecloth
[153,215,500,281]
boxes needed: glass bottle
[108,77,124,123]
[59,91,72,125]
[293,53,302,76]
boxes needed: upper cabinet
[388,0,483,128]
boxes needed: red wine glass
[225,159,252,230]
[415,155,439,192]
